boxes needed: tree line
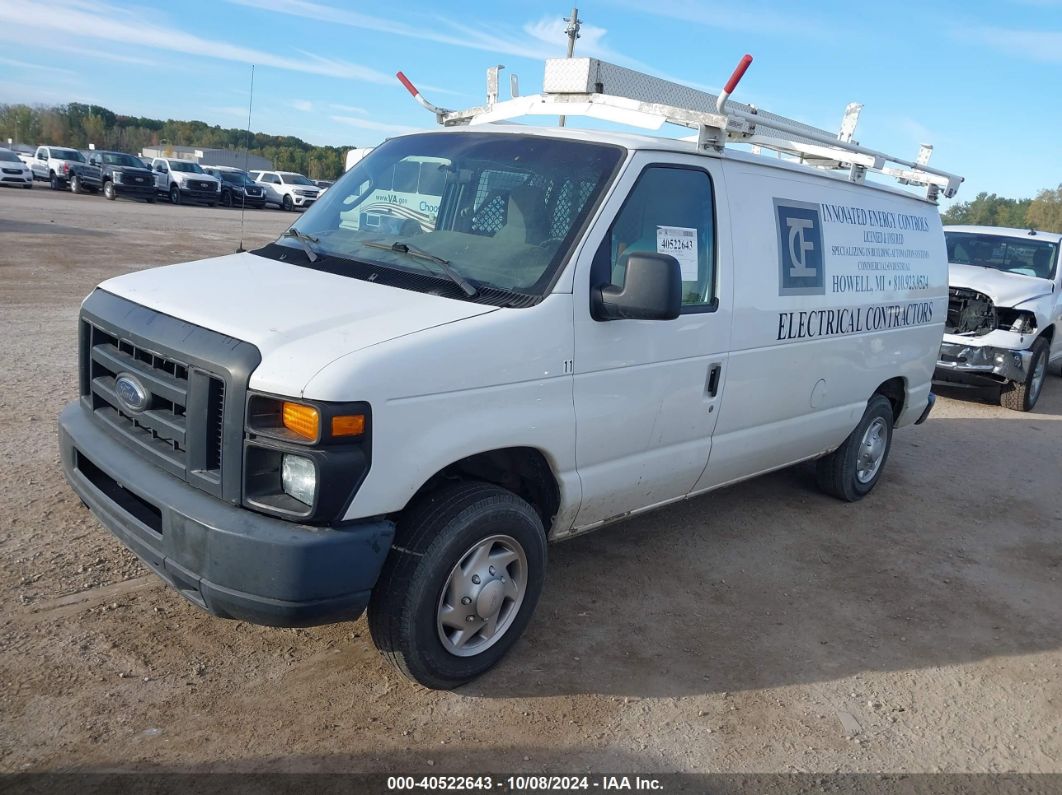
[940,187,1062,233]
[0,102,355,180]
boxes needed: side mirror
[592,252,682,321]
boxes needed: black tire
[207,201,217,207]
[282,194,294,212]
[169,184,180,205]
[368,481,547,690]
[1000,338,1049,412]
[23,182,32,190]
[50,172,62,190]
[221,190,232,208]
[816,394,894,502]
[70,174,82,194]
[146,196,156,204]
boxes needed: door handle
[706,364,722,397]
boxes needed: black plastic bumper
[114,183,155,198]
[180,188,220,203]
[58,401,394,627]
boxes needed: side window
[267,174,281,184]
[595,166,716,310]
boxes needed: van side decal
[775,199,825,296]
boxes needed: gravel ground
[0,187,1060,776]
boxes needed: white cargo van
[58,58,961,688]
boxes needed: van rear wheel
[816,394,894,502]
[368,481,547,690]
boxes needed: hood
[113,165,153,176]
[173,171,219,183]
[97,250,497,395]
[948,262,1055,308]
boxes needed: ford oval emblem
[114,373,150,412]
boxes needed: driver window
[595,166,716,310]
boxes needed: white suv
[935,225,1062,411]
[250,170,320,211]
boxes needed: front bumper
[934,340,1033,387]
[234,193,266,208]
[179,186,221,203]
[292,194,317,207]
[113,180,155,198]
[59,401,394,627]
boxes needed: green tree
[941,192,1032,228]
[1026,185,1062,233]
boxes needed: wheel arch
[872,376,906,425]
[398,446,560,534]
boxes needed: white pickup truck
[58,56,961,689]
[151,157,221,206]
[934,225,1062,410]
[30,145,102,192]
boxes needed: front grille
[79,290,262,504]
[294,189,317,197]
[189,180,215,191]
[84,323,225,483]
[2,167,22,174]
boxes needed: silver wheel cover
[436,534,528,658]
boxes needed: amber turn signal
[282,402,320,441]
[331,414,365,437]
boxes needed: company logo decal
[114,373,150,413]
[775,199,824,295]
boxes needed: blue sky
[1,0,1060,207]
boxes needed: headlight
[997,308,1037,334]
[243,393,372,523]
[282,454,316,506]
[113,171,123,183]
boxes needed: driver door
[571,153,733,529]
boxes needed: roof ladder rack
[397,56,963,201]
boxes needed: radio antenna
[237,64,254,253]
[557,8,581,127]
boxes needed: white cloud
[293,99,314,112]
[330,103,369,115]
[0,0,397,83]
[522,17,624,61]
[228,0,555,59]
[603,0,827,37]
[0,57,76,76]
[954,26,1062,63]
[35,41,158,66]
[330,114,423,139]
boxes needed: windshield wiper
[363,240,478,298]
[282,228,320,263]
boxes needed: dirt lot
[1,187,1060,776]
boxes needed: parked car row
[1,145,325,211]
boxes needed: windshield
[222,171,255,185]
[281,172,315,186]
[286,132,623,298]
[100,152,144,168]
[946,232,1059,280]
[170,161,204,173]
[52,148,84,162]
[0,150,21,162]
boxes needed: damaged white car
[935,225,1062,411]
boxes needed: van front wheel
[368,481,547,689]
[816,394,894,502]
